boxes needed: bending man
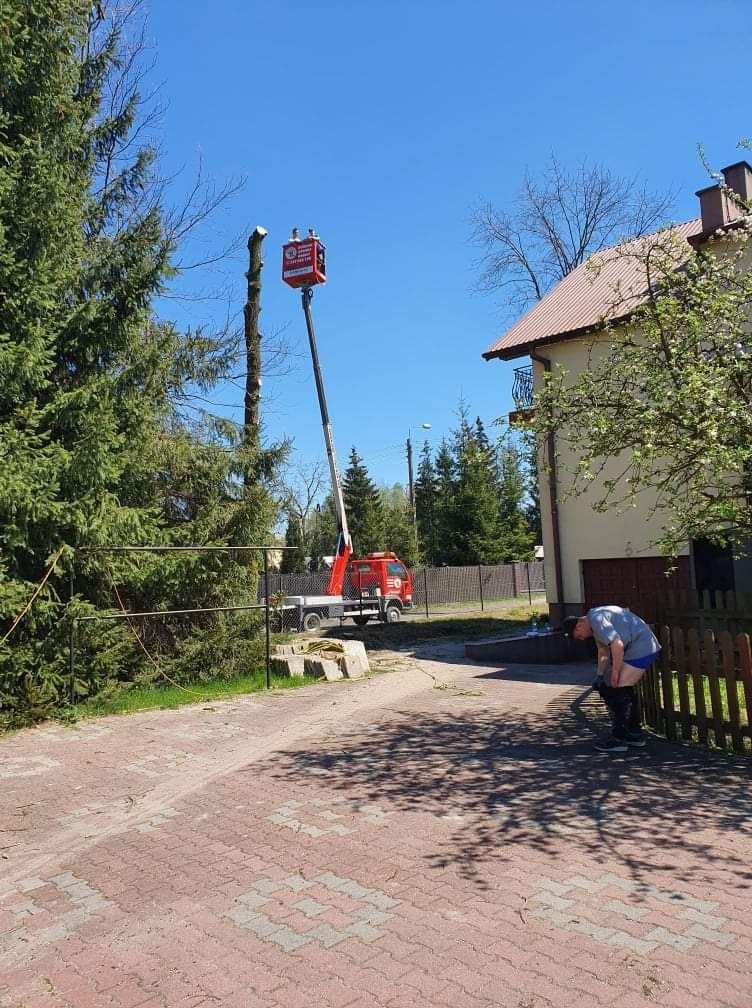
[563,606,661,753]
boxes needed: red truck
[284,552,413,632]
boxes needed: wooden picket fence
[638,625,752,754]
[653,588,752,636]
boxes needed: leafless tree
[273,460,328,539]
[83,3,247,263]
[471,154,674,314]
[83,3,295,430]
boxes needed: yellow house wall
[532,337,689,607]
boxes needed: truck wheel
[353,615,370,627]
[302,611,322,631]
[385,605,401,624]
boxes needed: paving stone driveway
[1,642,750,1007]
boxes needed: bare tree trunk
[244,226,267,447]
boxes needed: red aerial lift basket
[282,235,326,288]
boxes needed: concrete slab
[303,655,344,681]
[465,631,592,663]
[340,654,368,679]
[270,655,307,677]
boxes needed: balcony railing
[512,365,533,409]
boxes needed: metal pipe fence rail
[261,561,545,618]
[68,545,296,701]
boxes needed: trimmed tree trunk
[244,226,267,447]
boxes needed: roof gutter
[687,213,752,249]
[530,351,564,610]
[483,311,636,362]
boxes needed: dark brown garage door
[582,556,691,622]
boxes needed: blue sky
[146,0,750,491]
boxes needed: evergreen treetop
[342,447,385,556]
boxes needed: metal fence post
[68,561,75,705]
[526,562,532,605]
[511,562,518,598]
[423,568,429,620]
[478,565,484,612]
[263,549,271,689]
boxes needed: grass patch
[643,669,751,754]
[59,668,321,723]
[669,672,749,726]
[419,593,546,615]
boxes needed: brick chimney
[722,161,752,202]
[696,160,752,233]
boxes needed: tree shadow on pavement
[264,685,752,892]
[322,614,544,654]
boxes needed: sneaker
[594,736,628,753]
[626,732,646,748]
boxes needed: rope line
[103,561,210,700]
[1,546,66,645]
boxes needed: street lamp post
[407,423,431,560]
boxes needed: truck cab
[348,552,413,619]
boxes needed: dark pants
[596,680,641,739]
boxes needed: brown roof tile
[482,218,703,361]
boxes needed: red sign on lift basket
[282,236,326,288]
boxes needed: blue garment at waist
[625,650,661,669]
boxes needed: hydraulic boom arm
[300,286,352,595]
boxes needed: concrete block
[270,655,307,678]
[341,640,368,661]
[304,656,343,681]
[286,655,307,677]
[270,657,290,677]
[464,632,592,664]
[339,654,368,679]
[273,644,295,656]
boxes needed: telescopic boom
[299,286,352,595]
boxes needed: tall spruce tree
[496,438,535,561]
[425,410,535,565]
[379,485,417,567]
[280,516,307,574]
[433,439,458,564]
[307,496,338,573]
[451,425,505,564]
[415,443,438,565]
[0,5,275,719]
[342,448,384,555]
[518,429,542,544]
